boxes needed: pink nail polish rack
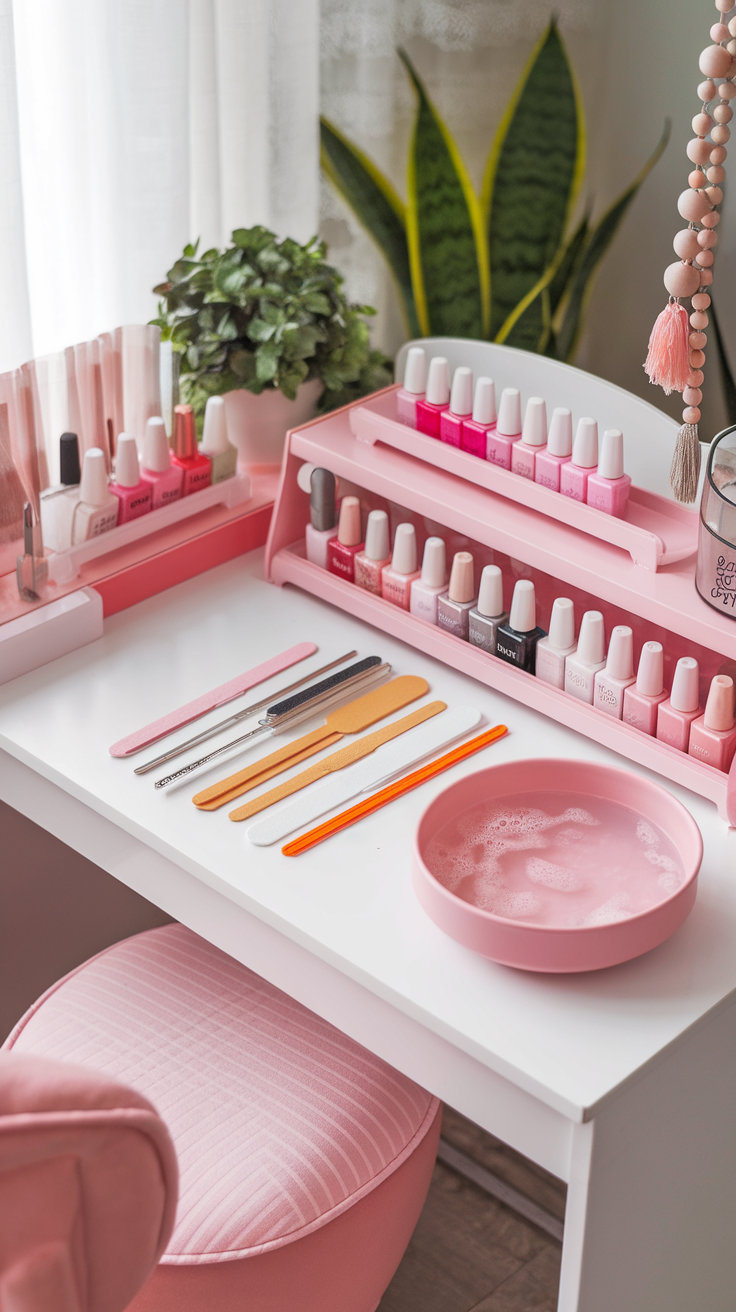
[266,346,736,825]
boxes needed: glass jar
[696,425,736,617]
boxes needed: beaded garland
[644,0,735,502]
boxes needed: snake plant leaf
[319,118,419,337]
[555,121,671,362]
[548,214,589,318]
[484,20,585,343]
[399,48,488,338]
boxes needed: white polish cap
[392,522,417,574]
[509,578,536,632]
[473,377,496,425]
[142,416,171,472]
[670,656,700,713]
[448,551,475,604]
[477,564,504,618]
[201,395,232,455]
[548,597,575,650]
[450,366,473,416]
[114,433,140,488]
[403,346,427,395]
[426,357,450,406]
[577,610,606,664]
[79,448,109,506]
[704,674,735,731]
[605,625,634,679]
[521,397,547,447]
[547,408,573,458]
[365,509,390,561]
[598,429,625,480]
[496,388,522,437]
[421,536,446,587]
[572,417,598,469]
[636,641,664,696]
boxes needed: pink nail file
[109,642,317,756]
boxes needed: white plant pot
[223,379,323,467]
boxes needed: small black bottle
[495,579,546,674]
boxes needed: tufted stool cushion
[4,924,440,1312]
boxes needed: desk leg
[558,997,736,1312]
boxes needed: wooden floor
[379,1108,566,1312]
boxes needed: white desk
[1,551,736,1312]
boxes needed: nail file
[246,705,483,846]
[109,641,318,757]
[193,674,430,809]
[227,700,447,822]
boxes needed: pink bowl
[412,758,703,973]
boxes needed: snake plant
[321,21,669,361]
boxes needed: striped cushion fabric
[4,925,437,1264]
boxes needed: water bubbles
[526,857,582,892]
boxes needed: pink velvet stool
[3,924,441,1312]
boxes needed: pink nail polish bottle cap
[572,417,598,469]
[497,388,521,437]
[605,625,634,679]
[509,579,536,631]
[670,657,700,713]
[143,416,171,472]
[421,536,446,587]
[547,408,573,457]
[364,509,389,560]
[598,429,625,479]
[577,610,605,664]
[448,551,475,604]
[548,597,575,649]
[473,377,496,424]
[704,674,735,730]
[115,433,141,488]
[403,346,426,394]
[338,495,362,546]
[637,641,664,695]
[450,367,473,416]
[392,522,417,573]
[426,357,450,405]
[79,448,109,506]
[477,564,504,617]
[521,397,547,447]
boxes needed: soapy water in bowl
[425,790,685,928]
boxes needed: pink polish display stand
[266,341,736,826]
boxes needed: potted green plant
[152,226,391,464]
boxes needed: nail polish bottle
[461,377,496,458]
[440,367,473,447]
[437,552,477,639]
[16,502,47,601]
[564,610,606,703]
[495,579,546,673]
[171,405,211,495]
[593,625,636,718]
[140,416,184,509]
[535,598,576,689]
[327,495,364,583]
[396,346,427,427]
[416,357,450,438]
[656,657,701,752]
[109,433,153,523]
[41,433,81,552]
[586,429,631,518]
[410,536,447,623]
[355,509,392,594]
[70,448,119,544]
[200,395,237,483]
[468,565,508,654]
[534,408,573,491]
[486,388,520,469]
[305,467,336,568]
[511,397,547,480]
[381,522,421,608]
[560,418,598,502]
[688,674,736,771]
[622,642,668,735]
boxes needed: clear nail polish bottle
[593,625,636,718]
[461,377,496,458]
[305,467,336,569]
[586,429,631,518]
[440,367,473,447]
[109,433,153,523]
[416,357,450,438]
[41,432,81,552]
[468,564,508,654]
[564,610,606,702]
[396,346,427,427]
[535,598,576,689]
[512,397,547,480]
[534,408,572,491]
[437,552,477,639]
[410,536,447,623]
[622,642,668,735]
[355,509,392,594]
[656,657,702,752]
[560,418,598,502]
[495,579,546,673]
[381,522,421,608]
[200,395,238,483]
[688,674,736,770]
[486,388,520,469]
[71,448,119,543]
[327,495,364,583]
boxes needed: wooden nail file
[193,674,429,810]
[228,700,447,822]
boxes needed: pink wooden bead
[692,111,714,135]
[714,102,733,121]
[690,349,707,368]
[688,169,705,188]
[707,164,726,181]
[692,292,711,309]
[701,209,721,227]
[696,249,715,266]
[684,387,703,405]
[711,123,731,142]
[699,78,717,100]
[712,22,730,41]
[698,227,718,247]
[673,228,701,259]
[677,188,711,221]
[729,14,736,33]
[706,184,724,203]
[663,261,701,297]
[688,369,705,386]
[717,0,732,12]
[690,312,709,330]
[710,145,728,162]
[700,45,732,77]
[717,81,736,99]
[687,137,713,164]
[689,331,708,349]
[728,39,736,55]
[683,407,701,424]
[699,268,714,285]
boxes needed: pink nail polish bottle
[305,467,336,568]
[140,416,184,509]
[416,357,450,438]
[593,625,636,718]
[440,367,473,447]
[381,522,421,608]
[396,347,427,427]
[171,405,212,495]
[437,551,477,639]
[536,597,576,689]
[656,657,701,752]
[512,397,547,480]
[688,674,736,771]
[355,509,392,594]
[534,408,572,491]
[109,433,153,523]
[560,418,598,502]
[564,610,606,703]
[410,536,447,623]
[486,388,520,469]
[622,642,668,735]
[327,495,364,583]
[586,429,631,518]
[461,377,496,458]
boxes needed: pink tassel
[643,300,691,396]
